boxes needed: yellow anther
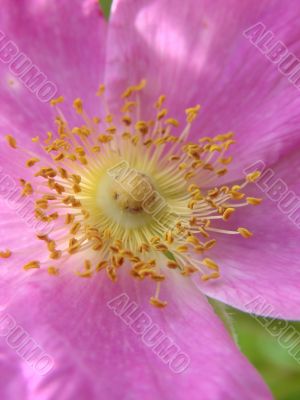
[53,152,65,161]
[22,182,33,196]
[68,238,80,254]
[92,145,101,152]
[216,168,228,176]
[202,258,219,271]
[23,261,40,270]
[167,261,178,269]
[247,197,263,206]
[201,272,220,281]
[209,144,222,152]
[165,230,173,244]
[98,134,113,143]
[75,147,85,156]
[73,98,83,114]
[157,108,168,120]
[73,184,81,194]
[223,139,236,150]
[208,188,218,198]
[176,245,188,253]
[188,184,199,193]
[186,236,199,246]
[69,174,81,184]
[66,153,76,161]
[149,238,160,246]
[135,79,147,91]
[165,118,179,127]
[53,183,65,194]
[106,265,117,282]
[0,249,12,258]
[143,139,153,147]
[204,239,217,250]
[44,131,53,144]
[105,114,114,124]
[47,267,59,276]
[219,156,233,165]
[57,167,68,179]
[185,104,201,123]
[122,79,146,98]
[187,199,197,210]
[189,216,197,226]
[121,101,136,113]
[96,261,108,272]
[43,194,56,201]
[230,190,245,200]
[203,163,214,171]
[64,213,75,225]
[246,171,261,182]
[26,158,40,168]
[155,244,169,252]
[223,208,235,221]
[93,117,101,124]
[37,234,50,242]
[199,227,209,238]
[135,121,148,135]
[97,84,105,96]
[184,171,195,180]
[150,273,165,282]
[47,240,56,252]
[5,135,17,149]
[155,95,166,109]
[122,132,131,140]
[70,222,81,235]
[122,115,132,125]
[150,297,167,308]
[237,227,253,238]
[168,155,181,161]
[179,163,187,170]
[199,136,213,143]
[50,96,64,106]
[181,265,198,276]
[50,250,62,260]
[224,132,235,140]
[48,212,59,221]
[110,245,120,253]
[35,199,48,209]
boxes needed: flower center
[111,172,156,214]
[1,80,262,308]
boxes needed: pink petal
[199,149,300,320]
[106,0,300,179]
[0,0,107,136]
[0,271,272,399]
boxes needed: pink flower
[0,0,299,399]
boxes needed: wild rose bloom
[0,0,299,399]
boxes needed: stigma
[2,80,262,308]
[110,172,156,214]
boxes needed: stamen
[0,249,12,258]
[4,81,261,307]
[5,134,17,149]
[237,227,253,238]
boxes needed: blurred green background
[98,1,300,398]
[229,308,300,400]
[99,0,113,19]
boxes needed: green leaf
[99,0,113,20]
[209,299,238,341]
